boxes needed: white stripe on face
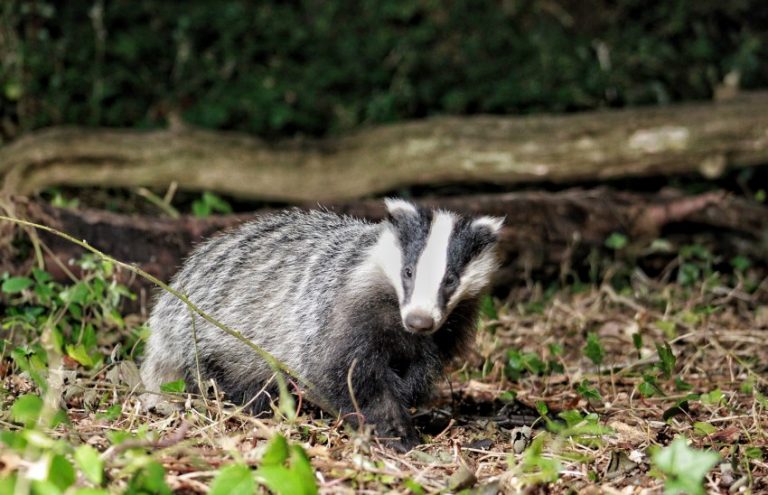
[447,248,498,309]
[404,211,455,321]
[366,226,404,301]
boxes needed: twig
[346,358,363,432]
[101,420,192,462]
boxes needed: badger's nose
[405,312,435,333]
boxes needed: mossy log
[2,93,768,202]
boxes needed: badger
[140,198,502,450]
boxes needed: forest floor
[2,252,768,494]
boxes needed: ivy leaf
[209,464,254,495]
[74,445,104,485]
[127,461,171,495]
[656,342,675,379]
[48,454,76,491]
[583,332,604,367]
[479,295,498,320]
[2,276,33,294]
[693,422,717,436]
[262,435,290,466]
[160,379,186,394]
[651,437,719,495]
[66,344,95,368]
[11,394,43,426]
[575,380,602,402]
[605,232,628,250]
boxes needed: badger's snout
[404,310,436,333]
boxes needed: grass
[1,234,767,493]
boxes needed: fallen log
[2,93,768,202]
[2,190,766,306]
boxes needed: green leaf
[656,342,675,379]
[677,263,701,286]
[479,295,498,320]
[30,479,61,495]
[209,464,254,495]
[674,377,693,391]
[499,390,517,403]
[32,268,52,284]
[48,454,76,491]
[651,437,719,495]
[632,333,643,357]
[744,447,763,460]
[287,445,317,495]
[403,478,425,495]
[255,465,299,495]
[262,435,290,466]
[575,380,602,402]
[254,437,317,495]
[160,379,186,394]
[2,276,33,294]
[692,422,716,436]
[74,445,104,485]
[505,349,547,379]
[97,404,122,421]
[191,199,211,217]
[583,332,604,367]
[730,255,751,272]
[700,389,724,405]
[638,377,658,398]
[66,344,95,368]
[11,394,42,426]
[0,475,16,495]
[202,192,233,214]
[605,232,628,250]
[127,461,171,495]
[548,342,563,356]
[655,320,677,339]
[60,282,91,305]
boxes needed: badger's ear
[471,216,504,236]
[384,198,418,222]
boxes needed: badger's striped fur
[140,199,502,450]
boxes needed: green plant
[583,332,605,368]
[191,192,233,217]
[2,260,137,394]
[207,435,317,495]
[509,435,561,485]
[605,232,628,250]
[650,437,719,495]
[505,348,563,380]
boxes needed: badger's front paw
[379,423,419,453]
[367,407,420,452]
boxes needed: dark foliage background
[2,0,767,141]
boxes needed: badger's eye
[404,267,413,279]
[445,274,457,287]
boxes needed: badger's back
[145,209,381,402]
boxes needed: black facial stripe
[439,217,497,307]
[389,208,433,304]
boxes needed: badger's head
[372,198,503,335]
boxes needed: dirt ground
[2,269,768,494]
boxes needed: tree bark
[3,190,766,306]
[2,93,768,202]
